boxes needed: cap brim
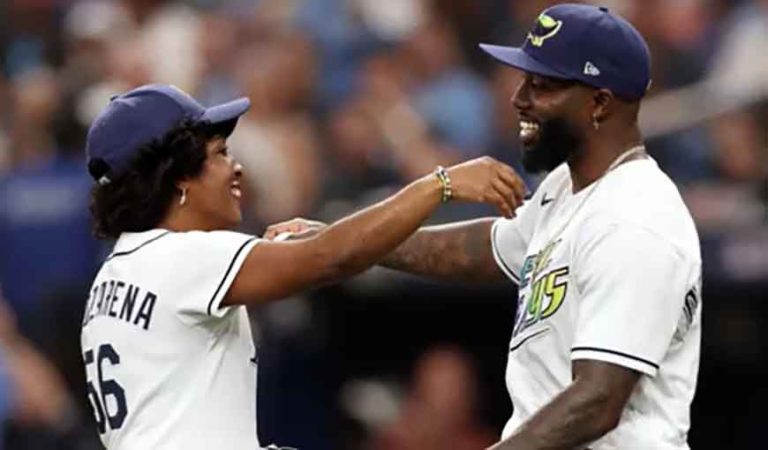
[478,44,570,80]
[200,97,251,136]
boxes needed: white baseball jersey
[491,158,701,449]
[80,229,261,449]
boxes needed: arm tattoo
[380,218,504,282]
[489,385,608,450]
[487,361,640,450]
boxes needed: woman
[80,84,525,449]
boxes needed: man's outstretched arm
[380,218,506,282]
[488,360,640,450]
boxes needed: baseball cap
[479,3,651,100]
[86,84,250,184]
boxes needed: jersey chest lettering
[82,278,157,331]
[513,239,570,338]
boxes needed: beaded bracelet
[434,166,452,202]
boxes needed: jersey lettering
[514,267,570,337]
[82,279,157,330]
[674,280,701,342]
[513,240,569,337]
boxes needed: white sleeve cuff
[571,346,658,377]
[206,238,261,318]
[491,219,521,284]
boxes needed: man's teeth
[519,121,539,140]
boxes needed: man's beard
[521,117,583,173]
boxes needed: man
[79,84,525,449]
[271,4,702,449]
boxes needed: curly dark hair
[88,119,217,239]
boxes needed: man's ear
[591,88,615,123]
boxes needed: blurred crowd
[0,0,766,449]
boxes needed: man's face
[512,73,593,173]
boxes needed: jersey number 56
[83,344,128,434]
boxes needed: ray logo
[527,13,563,47]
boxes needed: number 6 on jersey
[83,344,128,434]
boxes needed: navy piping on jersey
[571,346,659,370]
[106,231,172,261]
[207,237,257,315]
[509,327,550,353]
[491,222,521,283]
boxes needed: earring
[591,115,600,131]
[179,187,187,206]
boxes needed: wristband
[434,166,452,202]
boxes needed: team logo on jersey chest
[513,240,569,337]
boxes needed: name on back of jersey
[82,279,157,331]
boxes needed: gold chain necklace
[530,144,647,283]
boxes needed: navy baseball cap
[480,3,651,100]
[86,84,250,184]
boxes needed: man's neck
[567,126,643,192]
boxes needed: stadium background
[0,0,766,448]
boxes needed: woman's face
[184,136,244,230]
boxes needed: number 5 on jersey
[514,267,569,336]
[84,344,128,434]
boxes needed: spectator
[372,347,496,450]
[404,19,494,156]
[0,69,100,337]
[228,35,322,227]
[0,291,81,450]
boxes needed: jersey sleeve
[571,222,693,377]
[491,164,568,284]
[173,230,260,320]
[491,200,536,284]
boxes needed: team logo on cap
[527,13,563,47]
